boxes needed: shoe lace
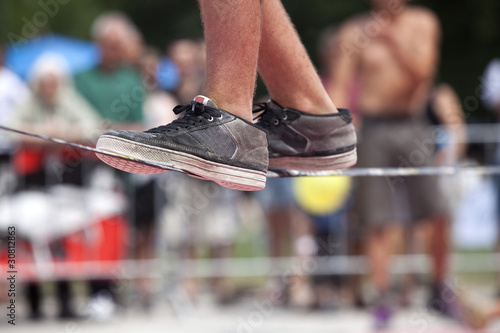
[146,102,223,133]
[252,101,286,128]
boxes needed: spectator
[167,39,205,105]
[426,83,467,165]
[12,53,100,144]
[161,40,240,304]
[0,44,29,164]
[254,177,297,306]
[75,11,145,129]
[482,57,500,301]
[122,19,145,69]
[161,176,241,304]
[10,53,101,320]
[328,0,460,328]
[317,27,364,309]
[292,176,353,310]
[140,48,179,127]
[0,46,26,304]
[74,11,145,320]
[128,48,178,308]
[400,83,467,306]
[318,27,360,127]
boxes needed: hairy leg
[258,0,337,114]
[198,0,262,121]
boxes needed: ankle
[202,94,253,122]
[272,96,338,115]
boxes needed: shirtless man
[328,0,456,328]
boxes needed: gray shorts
[354,115,445,227]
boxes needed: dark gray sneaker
[96,96,269,191]
[253,100,357,171]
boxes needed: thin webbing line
[2,124,500,177]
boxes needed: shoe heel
[269,149,357,171]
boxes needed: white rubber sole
[96,135,267,191]
[269,148,357,171]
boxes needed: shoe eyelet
[207,116,214,122]
[283,115,287,121]
[217,115,223,120]
[273,119,279,126]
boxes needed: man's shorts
[354,114,445,228]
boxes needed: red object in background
[57,215,129,278]
[13,148,45,175]
[14,146,88,175]
[0,215,129,281]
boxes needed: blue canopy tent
[5,33,180,90]
[4,34,99,80]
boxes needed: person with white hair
[74,12,146,320]
[11,53,101,144]
[10,53,101,320]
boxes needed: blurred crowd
[0,2,500,330]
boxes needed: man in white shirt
[0,45,30,159]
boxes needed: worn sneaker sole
[96,135,267,191]
[269,149,357,171]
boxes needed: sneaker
[88,294,116,322]
[253,100,357,171]
[372,302,392,330]
[96,96,269,191]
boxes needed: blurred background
[0,0,500,332]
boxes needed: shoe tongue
[268,99,284,111]
[193,95,218,108]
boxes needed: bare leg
[258,0,337,114]
[367,225,403,297]
[198,0,261,121]
[199,0,337,118]
[489,303,500,318]
[425,216,448,286]
[96,0,355,191]
[349,238,366,307]
[368,229,391,295]
[400,225,417,306]
[268,208,292,258]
